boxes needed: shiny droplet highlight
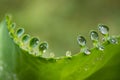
[98,46,104,51]
[22,34,30,43]
[66,51,72,57]
[98,24,109,35]
[77,35,86,47]
[109,37,118,44]
[84,49,91,55]
[29,37,39,48]
[16,28,24,38]
[39,42,48,53]
[90,31,99,41]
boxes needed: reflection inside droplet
[77,36,86,47]
[66,51,72,57]
[109,37,118,44]
[98,24,109,35]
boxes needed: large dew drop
[29,37,39,48]
[22,34,30,43]
[90,31,99,41]
[98,24,109,35]
[39,42,48,53]
[77,35,86,47]
[16,28,24,38]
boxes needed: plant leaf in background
[0,16,120,80]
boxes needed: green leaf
[0,16,120,80]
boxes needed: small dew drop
[66,51,72,57]
[16,28,24,38]
[22,34,30,43]
[77,35,86,47]
[98,24,109,35]
[11,23,16,29]
[29,38,39,48]
[90,31,99,41]
[50,52,55,58]
[39,42,48,53]
[109,37,118,44]
[84,49,91,55]
[98,46,104,51]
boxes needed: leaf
[0,16,120,80]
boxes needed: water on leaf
[50,52,55,58]
[39,42,48,52]
[98,24,109,35]
[98,46,104,51]
[29,37,39,48]
[11,23,16,29]
[16,28,24,38]
[22,34,30,43]
[84,49,91,55]
[109,37,118,44]
[90,31,99,41]
[77,35,86,47]
[66,51,72,57]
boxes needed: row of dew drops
[76,24,118,55]
[6,16,118,58]
[66,24,119,57]
[6,16,48,57]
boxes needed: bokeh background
[0,0,120,80]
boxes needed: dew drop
[84,49,91,55]
[109,37,118,44]
[98,46,104,51]
[90,31,99,41]
[29,37,39,48]
[16,28,24,38]
[22,34,30,43]
[98,24,109,35]
[66,51,72,57]
[11,23,16,29]
[39,42,48,53]
[77,35,86,47]
[50,52,55,58]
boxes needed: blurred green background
[0,0,120,79]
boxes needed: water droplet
[29,37,39,48]
[16,28,24,38]
[109,37,118,44]
[84,49,91,55]
[50,52,55,58]
[22,34,30,43]
[10,23,16,29]
[98,24,109,35]
[98,46,104,51]
[90,31,99,41]
[66,51,72,57]
[77,35,86,47]
[39,42,48,53]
